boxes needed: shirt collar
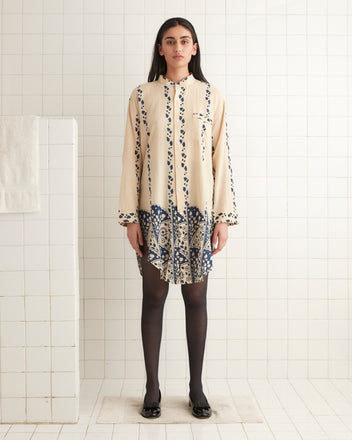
[157,73,195,87]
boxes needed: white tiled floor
[1,379,352,439]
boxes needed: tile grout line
[306,0,310,381]
[265,0,269,382]
[244,0,248,385]
[326,0,330,381]
[20,0,28,423]
[224,0,229,398]
[102,0,106,387]
[122,0,128,401]
[81,0,86,384]
[347,0,351,384]
[285,0,289,381]
[0,0,3,423]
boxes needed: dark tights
[140,244,209,404]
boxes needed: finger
[212,237,226,255]
[129,235,143,258]
[138,228,144,246]
[217,236,227,251]
[134,246,143,257]
[137,248,143,257]
[134,236,143,257]
[137,230,144,257]
[215,244,223,253]
[212,247,220,256]
[212,232,218,248]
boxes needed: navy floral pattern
[118,73,238,284]
[137,205,213,284]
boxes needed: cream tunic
[118,73,238,284]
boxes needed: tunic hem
[136,250,212,285]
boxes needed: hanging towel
[0,115,40,213]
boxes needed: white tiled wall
[0,118,79,423]
[0,0,351,394]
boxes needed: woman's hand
[126,223,144,257]
[211,223,229,256]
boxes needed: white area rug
[97,394,263,424]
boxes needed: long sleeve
[211,90,239,226]
[117,87,143,227]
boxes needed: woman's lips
[174,56,183,59]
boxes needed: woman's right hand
[126,223,144,257]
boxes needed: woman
[118,17,238,419]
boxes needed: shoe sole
[141,412,161,418]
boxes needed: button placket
[174,84,183,209]
[172,83,182,278]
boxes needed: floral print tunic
[118,73,238,284]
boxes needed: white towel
[0,115,40,213]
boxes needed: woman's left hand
[211,223,229,256]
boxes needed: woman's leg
[140,244,169,402]
[181,274,209,403]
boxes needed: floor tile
[1,379,351,440]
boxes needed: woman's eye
[165,40,189,45]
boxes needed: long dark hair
[148,17,208,83]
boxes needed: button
[178,187,182,191]
[177,164,181,168]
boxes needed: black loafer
[189,393,212,418]
[141,389,161,418]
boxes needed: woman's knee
[181,282,208,309]
[143,284,169,308]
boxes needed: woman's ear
[157,43,163,56]
[192,42,198,56]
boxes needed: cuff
[118,211,139,227]
[213,211,239,226]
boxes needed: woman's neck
[164,69,190,83]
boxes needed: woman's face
[158,25,198,71]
